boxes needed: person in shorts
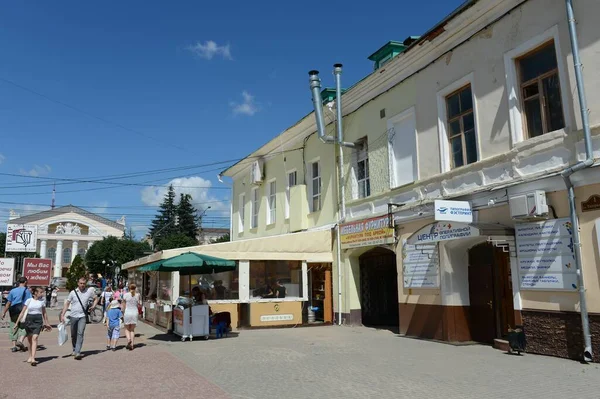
[106,300,122,351]
[1,277,32,352]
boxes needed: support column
[40,240,47,259]
[71,241,79,262]
[88,241,94,250]
[54,240,63,277]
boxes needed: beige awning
[123,229,333,270]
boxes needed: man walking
[1,277,32,352]
[60,277,99,360]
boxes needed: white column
[40,240,47,259]
[88,241,94,250]
[54,240,63,277]
[71,241,79,262]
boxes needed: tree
[177,193,200,241]
[211,233,230,243]
[85,236,151,275]
[157,233,198,250]
[149,185,178,246]
[0,232,5,257]
[66,255,86,291]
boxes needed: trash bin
[507,325,526,354]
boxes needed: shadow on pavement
[35,356,59,364]
[147,331,240,342]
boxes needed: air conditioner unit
[509,190,549,219]
[250,159,264,185]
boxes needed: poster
[0,258,15,285]
[5,224,38,253]
[402,242,440,288]
[515,218,577,291]
[23,258,52,286]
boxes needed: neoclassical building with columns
[8,205,125,277]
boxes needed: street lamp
[198,206,211,243]
[150,216,180,252]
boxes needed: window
[179,267,239,301]
[238,193,245,232]
[517,41,565,138]
[355,139,370,198]
[285,170,297,219]
[445,85,477,168]
[159,272,172,301]
[63,248,72,264]
[251,187,259,229]
[48,247,56,262]
[250,260,302,299]
[267,180,276,225]
[310,161,321,212]
[388,107,418,187]
[77,248,86,257]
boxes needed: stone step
[493,338,510,352]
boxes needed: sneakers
[10,346,19,353]
[106,345,111,350]
[74,353,83,360]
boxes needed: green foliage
[0,232,5,257]
[66,255,86,291]
[85,236,151,275]
[149,185,178,244]
[211,232,230,243]
[157,233,198,250]
[177,193,200,240]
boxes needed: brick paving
[3,310,600,399]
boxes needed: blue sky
[0,0,463,237]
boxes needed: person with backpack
[1,277,32,353]
[59,277,99,360]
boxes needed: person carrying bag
[1,277,32,352]
[60,278,99,360]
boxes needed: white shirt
[67,287,96,318]
[25,298,45,315]
[123,292,140,313]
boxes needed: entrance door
[468,243,515,344]
[359,247,399,327]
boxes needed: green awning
[137,252,236,275]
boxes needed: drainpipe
[562,0,594,362]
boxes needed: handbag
[73,289,91,324]
[8,288,28,321]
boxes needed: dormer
[321,87,347,105]
[368,36,420,70]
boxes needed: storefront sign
[0,258,15,285]
[173,308,184,326]
[515,218,577,291]
[434,200,473,223]
[407,222,479,245]
[260,314,293,322]
[340,215,394,249]
[402,242,440,289]
[582,195,600,212]
[5,224,38,253]
[23,258,52,286]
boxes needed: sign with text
[582,194,600,213]
[407,222,479,245]
[340,215,394,249]
[515,218,576,291]
[5,224,38,253]
[0,258,15,285]
[402,242,440,289]
[23,258,52,286]
[434,200,473,223]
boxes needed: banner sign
[23,258,52,286]
[402,242,440,289]
[515,218,577,291]
[0,258,15,285]
[340,215,394,249]
[5,224,38,253]
[434,200,473,223]
[407,222,479,245]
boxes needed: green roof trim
[320,87,347,103]
[367,41,408,62]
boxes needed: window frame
[285,169,297,220]
[251,187,259,229]
[387,106,419,188]
[445,84,477,169]
[504,25,570,146]
[267,179,277,225]
[353,138,371,199]
[238,193,245,233]
[63,248,72,264]
[309,160,322,213]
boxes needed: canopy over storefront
[123,229,333,270]
[138,252,236,275]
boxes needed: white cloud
[186,40,232,60]
[89,201,109,216]
[0,154,5,164]
[19,164,51,177]
[230,91,259,116]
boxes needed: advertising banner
[5,224,38,253]
[402,242,440,289]
[23,258,52,286]
[0,258,15,285]
[434,200,473,223]
[407,222,479,245]
[340,215,394,249]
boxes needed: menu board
[402,242,439,289]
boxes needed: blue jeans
[70,317,87,354]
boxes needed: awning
[407,222,514,245]
[138,252,236,275]
[123,229,333,270]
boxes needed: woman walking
[13,286,52,366]
[122,283,141,350]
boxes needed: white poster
[0,258,15,285]
[402,242,440,288]
[434,200,473,223]
[5,224,38,253]
[515,218,577,291]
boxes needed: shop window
[267,179,276,225]
[249,260,303,299]
[285,170,297,219]
[158,272,172,302]
[310,161,321,212]
[517,41,565,138]
[251,187,259,229]
[179,268,239,300]
[445,85,477,168]
[63,248,72,264]
[238,193,245,233]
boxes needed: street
[2,310,600,399]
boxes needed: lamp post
[102,260,117,287]
[151,216,180,251]
[198,206,211,244]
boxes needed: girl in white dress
[121,283,141,350]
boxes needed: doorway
[359,247,399,327]
[467,242,515,344]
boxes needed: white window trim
[251,187,259,229]
[267,178,277,225]
[238,193,245,233]
[351,139,370,199]
[436,72,480,173]
[387,106,419,189]
[308,158,321,213]
[504,25,571,146]
[285,169,297,220]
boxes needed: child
[106,300,122,351]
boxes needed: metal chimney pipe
[309,70,335,144]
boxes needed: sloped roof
[8,205,125,231]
